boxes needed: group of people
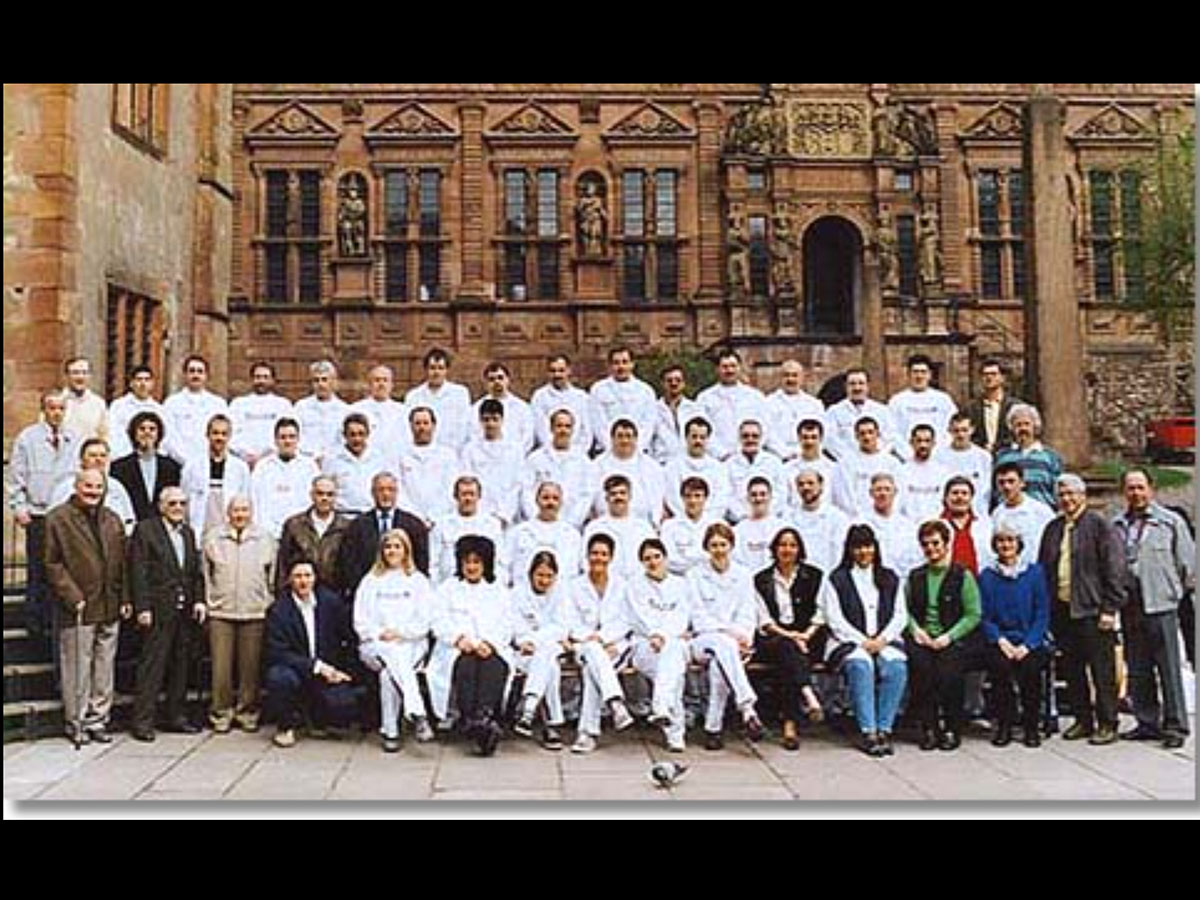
[7,348,1194,760]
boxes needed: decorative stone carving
[342,98,365,123]
[770,203,798,295]
[790,100,871,158]
[493,102,574,135]
[608,103,691,138]
[250,102,339,139]
[1075,104,1150,140]
[370,103,457,137]
[872,101,937,157]
[876,208,900,294]
[337,174,368,258]
[575,174,609,256]
[918,206,943,292]
[726,205,751,298]
[725,98,786,156]
[962,102,1026,140]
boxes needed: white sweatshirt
[687,559,758,643]
[229,392,295,463]
[251,452,321,538]
[354,568,436,644]
[697,382,771,461]
[624,571,692,641]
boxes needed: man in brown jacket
[44,468,128,744]
[276,475,350,593]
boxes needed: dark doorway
[803,217,861,335]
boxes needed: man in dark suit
[335,471,429,599]
[110,411,183,522]
[264,558,364,748]
[128,486,207,741]
[964,358,1020,455]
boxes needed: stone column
[861,256,887,392]
[457,101,489,302]
[933,102,964,293]
[1024,92,1091,468]
[694,101,724,302]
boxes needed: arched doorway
[803,216,862,336]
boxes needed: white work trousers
[576,640,630,737]
[690,632,758,733]
[629,637,689,735]
[514,643,565,726]
[360,640,429,737]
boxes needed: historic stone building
[4,83,1194,465]
[226,83,1194,462]
[4,83,233,450]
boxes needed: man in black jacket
[1038,473,1127,746]
[264,559,364,748]
[110,411,182,522]
[128,486,207,741]
[335,471,429,600]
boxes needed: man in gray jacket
[1112,469,1195,750]
[1038,474,1127,745]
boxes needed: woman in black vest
[826,525,909,758]
[905,520,983,752]
[753,528,828,751]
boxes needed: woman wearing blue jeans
[825,525,909,758]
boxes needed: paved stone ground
[4,712,1194,805]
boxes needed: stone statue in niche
[726,98,785,156]
[919,206,943,291]
[338,176,368,257]
[875,102,939,157]
[727,207,751,299]
[876,208,900,293]
[770,203,798,295]
[872,102,900,157]
[575,179,608,256]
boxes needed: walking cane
[72,602,85,751]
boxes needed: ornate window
[620,168,681,303]
[974,168,1025,301]
[498,169,561,301]
[111,84,168,156]
[381,168,444,302]
[748,215,770,297]
[897,214,918,297]
[1088,168,1144,303]
[262,170,323,304]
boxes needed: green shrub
[635,347,718,397]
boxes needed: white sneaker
[610,700,635,732]
[513,715,535,739]
[665,725,686,754]
[273,728,296,749]
[571,733,598,755]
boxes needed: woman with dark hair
[753,527,828,751]
[825,525,908,757]
[511,551,571,751]
[625,539,693,753]
[429,535,514,756]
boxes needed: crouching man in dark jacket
[264,558,364,748]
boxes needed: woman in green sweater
[905,520,982,751]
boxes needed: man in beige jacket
[203,496,277,732]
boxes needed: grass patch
[1090,461,1193,490]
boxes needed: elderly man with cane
[43,469,128,746]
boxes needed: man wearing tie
[335,472,429,600]
[128,487,207,741]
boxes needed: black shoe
[131,727,156,743]
[919,726,940,752]
[878,732,895,756]
[381,734,402,754]
[86,727,114,745]
[164,719,201,735]
[858,733,880,757]
[1023,731,1042,749]
[1062,721,1094,741]
[1162,732,1187,750]
[743,714,765,743]
[477,720,502,757]
[1088,726,1118,746]
[992,724,1013,748]
[704,731,725,752]
[939,730,962,752]
[541,726,564,752]
[1120,725,1164,742]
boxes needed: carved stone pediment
[490,102,575,136]
[961,102,1026,141]
[366,103,458,144]
[247,101,340,143]
[1072,104,1152,141]
[605,102,694,140]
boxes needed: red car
[1145,416,1196,463]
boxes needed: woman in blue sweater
[978,526,1050,748]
